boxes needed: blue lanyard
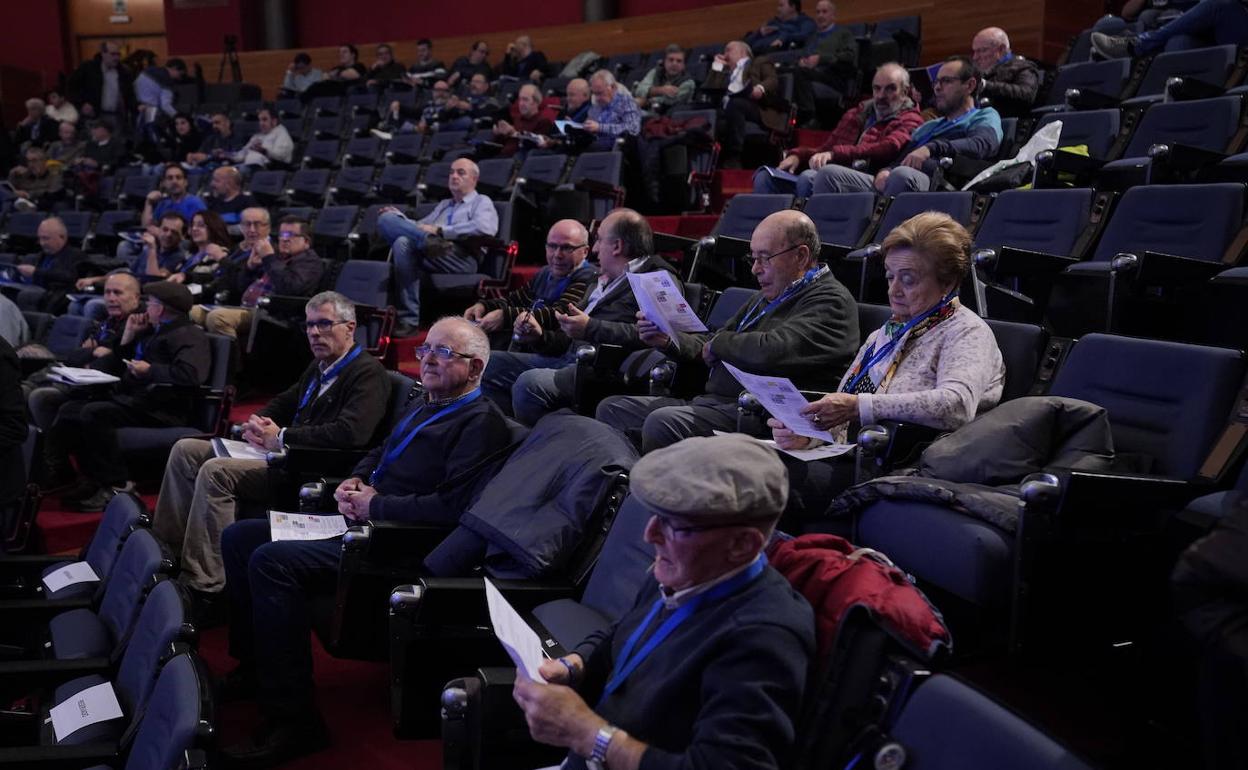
[293,345,362,422]
[133,321,169,361]
[368,389,482,485]
[843,292,955,393]
[736,265,827,332]
[909,108,980,150]
[602,555,768,697]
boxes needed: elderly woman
[770,211,1005,521]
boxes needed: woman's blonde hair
[880,211,971,289]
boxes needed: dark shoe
[70,485,116,513]
[59,479,104,507]
[1091,31,1135,59]
[188,587,229,629]
[216,664,259,704]
[39,467,79,494]
[220,715,330,769]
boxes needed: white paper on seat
[485,577,547,683]
[41,561,100,594]
[721,362,836,443]
[47,366,120,386]
[49,680,124,742]
[627,272,708,339]
[187,283,204,296]
[712,431,855,461]
[268,511,348,542]
[212,438,269,461]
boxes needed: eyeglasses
[545,242,587,254]
[304,319,350,332]
[742,242,802,266]
[652,514,743,538]
[414,344,474,361]
[278,231,306,240]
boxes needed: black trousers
[48,398,164,486]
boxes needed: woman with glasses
[769,212,1005,523]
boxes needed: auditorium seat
[286,167,332,206]
[799,192,878,256]
[302,137,342,169]
[1033,58,1133,114]
[1096,95,1243,188]
[374,163,421,203]
[1033,108,1122,163]
[328,165,376,204]
[684,193,794,290]
[1123,44,1240,106]
[342,135,383,166]
[385,132,426,164]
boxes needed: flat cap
[142,280,193,314]
[631,434,789,524]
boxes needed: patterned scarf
[842,299,960,395]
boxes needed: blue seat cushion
[1184,490,1247,523]
[49,608,113,659]
[1064,261,1111,275]
[855,500,1013,609]
[531,598,612,651]
[428,273,487,293]
[48,674,125,745]
[41,561,99,601]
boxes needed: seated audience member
[233,107,294,169]
[79,212,186,288]
[367,43,407,86]
[746,0,818,50]
[143,162,208,227]
[191,214,323,341]
[375,158,499,335]
[14,98,60,150]
[327,44,368,81]
[806,56,1001,195]
[405,38,446,84]
[45,90,80,125]
[1092,0,1248,56]
[169,209,234,284]
[562,78,592,123]
[483,209,679,424]
[702,41,785,167]
[187,112,244,167]
[162,112,201,165]
[464,219,597,342]
[10,217,84,313]
[217,317,512,765]
[25,271,142,430]
[500,35,548,82]
[458,73,506,125]
[586,70,643,151]
[493,84,554,157]
[47,280,210,511]
[768,212,1004,519]
[792,0,859,125]
[78,118,127,172]
[971,27,1040,119]
[0,338,23,515]
[755,63,923,196]
[8,147,64,210]
[513,432,814,770]
[1094,0,1200,35]
[205,166,257,224]
[281,52,323,96]
[633,45,696,114]
[447,40,493,88]
[597,209,857,453]
[152,291,389,608]
[0,295,27,347]
[47,121,84,165]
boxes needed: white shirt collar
[659,554,762,610]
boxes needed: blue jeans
[1137,0,1248,53]
[376,211,477,326]
[222,518,342,718]
[481,350,572,417]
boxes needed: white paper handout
[49,681,124,742]
[41,561,100,594]
[721,362,836,443]
[212,438,270,461]
[627,272,708,338]
[485,577,547,683]
[47,366,120,386]
[268,511,348,542]
[712,431,855,461]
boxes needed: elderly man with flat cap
[514,433,815,770]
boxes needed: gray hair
[604,208,654,259]
[589,69,616,87]
[306,290,356,323]
[877,62,911,91]
[435,316,491,368]
[25,98,45,112]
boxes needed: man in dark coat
[702,41,788,166]
[971,27,1040,120]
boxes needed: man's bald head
[103,272,142,318]
[545,219,590,277]
[38,218,68,254]
[749,210,820,300]
[972,27,1010,73]
[725,41,752,66]
[566,78,590,110]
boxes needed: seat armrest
[1165,76,1226,102]
[1034,150,1106,187]
[975,245,1080,280]
[0,596,93,618]
[0,742,121,768]
[398,576,579,624]
[1063,87,1121,111]
[573,178,623,199]
[272,444,369,478]
[1148,142,1228,176]
[652,232,699,252]
[1109,250,1226,285]
[346,521,457,564]
[1021,470,1205,532]
[857,420,942,474]
[256,294,311,317]
[0,656,111,692]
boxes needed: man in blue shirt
[807,55,1002,195]
[586,70,642,151]
[376,158,500,335]
[746,0,818,50]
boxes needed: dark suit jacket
[0,338,26,508]
[220,246,325,304]
[22,246,85,293]
[14,117,60,149]
[702,58,788,133]
[66,58,135,116]
[112,315,212,426]
[258,350,391,448]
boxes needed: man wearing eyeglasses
[217,317,511,766]
[152,291,389,618]
[513,433,814,770]
[805,55,1002,196]
[481,208,681,425]
[464,219,597,346]
[597,209,857,453]
[376,158,499,336]
[191,213,324,342]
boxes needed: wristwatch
[587,724,619,769]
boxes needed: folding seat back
[288,168,332,204]
[122,653,211,770]
[359,202,409,239]
[1034,109,1120,160]
[385,132,425,163]
[972,188,1093,257]
[343,136,382,166]
[1042,58,1132,106]
[376,163,420,201]
[275,96,303,117]
[45,315,93,357]
[705,286,758,330]
[568,151,622,187]
[857,303,894,342]
[803,192,877,249]
[421,160,454,198]
[21,311,52,344]
[1091,183,1242,264]
[516,153,567,188]
[426,129,468,159]
[1120,96,1242,157]
[302,138,341,168]
[312,204,359,241]
[81,494,146,590]
[875,192,976,242]
[347,91,379,112]
[713,194,793,240]
[233,119,260,139]
[309,95,344,115]
[1050,333,1246,478]
[118,174,158,201]
[93,210,140,241]
[5,212,49,245]
[884,674,1093,770]
[60,211,93,245]
[246,169,287,202]
[308,113,343,137]
[335,259,390,308]
[475,158,515,196]
[984,318,1050,402]
[1135,44,1238,97]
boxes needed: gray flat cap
[631,434,789,524]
